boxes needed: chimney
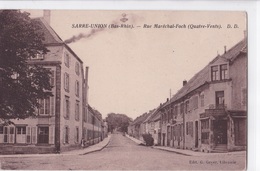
[224,46,227,54]
[85,67,89,105]
[43,10,51,25]
[183,80,187,86]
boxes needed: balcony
[208,104,227,109]
[200,104,227,118]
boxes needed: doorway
[213,119,227,144]
[195,121,198,148]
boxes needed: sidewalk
[64,135,111,155]
[0,135,111,158]
[126,134,246,157]
[152,146,246,156]
[125,134,145,145]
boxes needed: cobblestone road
[0,133,246,170]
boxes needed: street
[0,133,246,170]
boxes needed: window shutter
[64,98,66,118]
[49,126,54,144]
[26,127,31,144]
[68,74,70,92]
[74,128,77,143]
[68,101,70,119]
[64,73,66,90]
[32,127,37,144]
[50,96,55,116]
[63,127,66,144]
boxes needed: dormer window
[220,64,228,80]
[211,65,219,81]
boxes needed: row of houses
[129,38,247,153]
[0,11,108,154]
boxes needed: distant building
[83,105,103,146]
[160,38,247,152]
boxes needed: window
[17,126,26,134]
[50,70,55,86]
[216,91,225,109]
[65,96,70,119]
[75,80,80,97]
[75,127,79,143]
[64,52,70,67]
[64,126,69,144]
[200,94,204,107]
[64,72,70,92]
[39,97,50,115]
[180,103,184,114]
[0,126,3,134]
[75,101,80,121]
[185,100,189,113]
[193,96,198,109]
[220,64,228,80]
[211,65,219,81]
[175,105,178,115]
[241,88,247,106]
[186,122,193,136]
[31,53,44,60]
[75,62,80,75]
[38,127,49,144]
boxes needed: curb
[81,136,111,155]
[151,146,191,156]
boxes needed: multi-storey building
[83,105,103,146]
[160,38,247,152]
[0,13,105,154]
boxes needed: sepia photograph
[0,9,247,170]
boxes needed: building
[160,38,247,152]
[0,12,105,154]
[83,105,103,146]
[129,113,150,140]
[146,106,163,145]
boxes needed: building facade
[0,15,105,154]
[83,105,103,146]
[160,39,247,152]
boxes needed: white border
[0,1,258,170]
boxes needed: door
[195,121,198,148]
[162,133,165,146]
[213,120,227,144]
[16,126,26,143]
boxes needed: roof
[164,38,247,107]
[34,17,63,44]
[131,112,150,126]
[149,108,162,122]
[88,104,102,120]
[33,17,83,64]
[143,109,156,123]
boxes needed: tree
[0,10,52,123]
[105,113,132,133]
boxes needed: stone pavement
[0,135,111,158]
[126,134,246,157]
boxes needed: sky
[26,10,246,120]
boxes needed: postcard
[0,10,247,170]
